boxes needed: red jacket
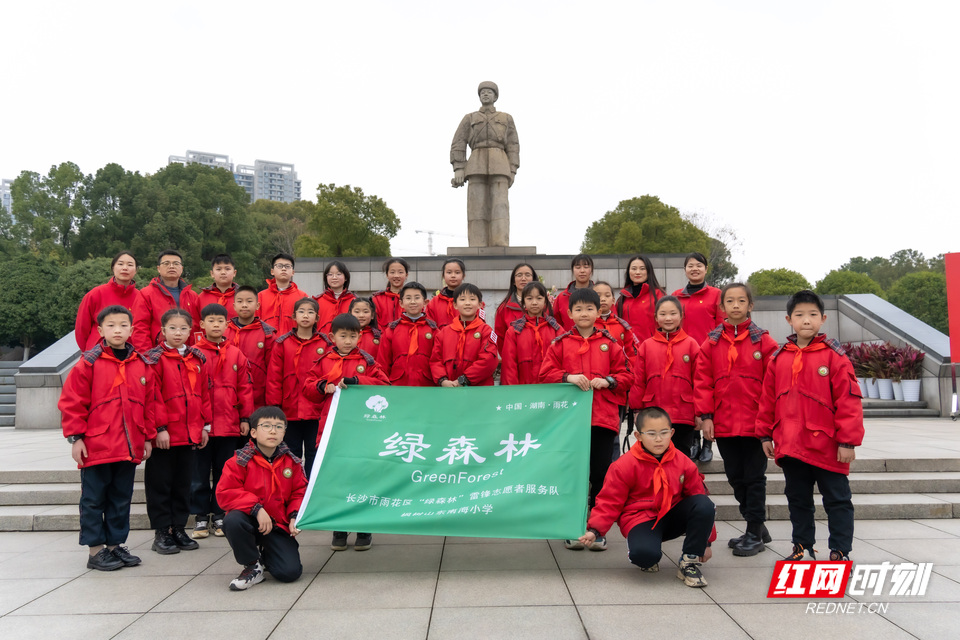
[75,278,139,351]
[304,348,390,434]
[425,289,457,329]
[632,329,700,422]
[755,334,864,475]
[358,326,382,360]
[217,441,307,533]
[694,320,779,438]
[616,283,661,342]
[132,278,202,352]
[257,279,305,336]
[150,344,209,446]
[59,342,160,467]
[197,283,239,319]
[377,314,438,387]
[538,329,633,432]
[588,441,717,542]
[596,313,640,363]
[371,289,401,330]
[224,318,277,410]
[672,285,725,345]
[500,315,562,385]
[266,330,332,420]
[430,317,499,386]
[494,298,524,355]
[314,289,357,335]
[194,337,255,437]
[552,281,594,331]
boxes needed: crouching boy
[579,407,717,587]
[216,406,306,590]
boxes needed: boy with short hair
[430,283,498,387]
[579,407,716,587]
[132,249,202,351]
[377,281,439,386]
[190,303,255,539]
[756,290,864,561]
[258,253,304,335]
[58,305,159,571]
[217,406,306,590]
[198,254,240,320]
[539,287,633,550]
[225,284,276,409]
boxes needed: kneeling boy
[216,406,306,590]
[579,407,716,587]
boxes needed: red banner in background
[946,253,960,362]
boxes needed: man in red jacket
[225,285,276,409]
[578,407,716,587]
[217,406,306,590]
[59,305,159,571]
[132,249,201,352]
[258,253,305,335]
[197,254,240,320]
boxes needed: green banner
[296,384,592,539]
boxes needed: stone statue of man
[450,81,520,247]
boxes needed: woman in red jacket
[552,254,595,332]
[314,261,357,335]
[75,251,140,351]
[371,258,409,330]
[616,254,663,343]
[494,263,538,354]
[500,282,561,385]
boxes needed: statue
[450,81,520,247]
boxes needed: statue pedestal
[446,246,539,257]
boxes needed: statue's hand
[452,169,465,188]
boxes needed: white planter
[877,378,894,400]
[857,377,869,397]
[892,381,904,401]
[901,379,922,402]
[866,378,880,399]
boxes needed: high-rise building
[168,150,302,204]
[0,179,13,215]
[168,150,234,172]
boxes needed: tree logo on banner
[366,395,389,413]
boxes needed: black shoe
[110,545,142,567]
[331,532,348,551]
[152,528,180,555]
[689,439,701,460]
[728,523,771,549]
[87,547,124,571]
[698,440,713,462]
[355,533,373,551]
[733,531,767,556]
[171,527,199,550]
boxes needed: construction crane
[414,229,466,256]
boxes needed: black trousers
[79,461,136,547]
[672,423,697,461]
[589,427,619,507]
[191,436,244,519]
[716,436,767,524]
[223,511,302,583]
[145,445,195,529]
[779,456,854,553]
[284,419,319,478]
[626,494,715,569]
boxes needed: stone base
[445,246,539,256]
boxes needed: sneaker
[564,539,585,550]
[698,440,714,463]
[212,518,225,537]
[171,526,199,550]
[829,550,850,561]
[152,528,180,555]
[677,553,708,588]
[87,547,124,571]
[192,519,210,539]
[786,543,817,561]
[588,535,608,551]
[355,533,373,551]
[229,561,265,591]
[110,545,142,567]
[331,532,348,551]
[640,563,660,573]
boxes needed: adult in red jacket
[257,253,304,336]
[616,255,664,343]
[377,314,438,387]
[224,311,276,410]
[493,263,538,354]
[430,315,498,386]
[74,251,140,351]
[552,254,595,331]
[132,251,201,352]
[371,258,409,330]
[500,315,561,385]
[304,347,390,440]
[314,261,357,334]
[671,252,725,344]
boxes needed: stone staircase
[862,398,941,419]
[0,361,19,427]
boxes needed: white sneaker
[229,561,264,591]
[588,535,607,551]
[564,539,585,550]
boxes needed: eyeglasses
[159,261,182,268]
[639,430,673,440]
[256,423,286,432]
[273,263,294,271]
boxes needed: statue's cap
[478,81,499,98]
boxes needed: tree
[747,268,812,296]
[682,210,740,286]
[839,249,933,290]
[0,254,61,356]
[581,195,710,256]
[248,199,312,273]
[49,257,115,338]
[815,270,884,297]
[296,184,401,257]
[887,271,948,333]
[10,162,87,259]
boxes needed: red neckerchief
[161,344,201,390]
[630,440,679,527]
[210,284,236,307]
[230,319,261,347]
[652,328,689,374]
[265,279,297,325]
[195,336,226,375]
[450,316,484,362]
[100,345,133,393]
[324,349,364,382]
[526,315,547,353]
[572,328,595,355]
[292,332,321,371]
[404,319,421,356]
[783,336,828,386]
[251,453,282,503]
[721,320,751,372]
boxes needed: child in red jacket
[431,283,498,387]
[197,254,239,320]
[350,297,381,359]
[75,251,139,351]
[258,253,305,336]
[425,258,466,329]
[616,254,663,344]
[500,281,561,385]
[538,287,632,550]
[225,285,276,410]
[695,283,778,557]
[377,282,438,387]
[146,308,208,555]
[494,262,537,354]
[756,290,864,562]
[217,406,306,590]
[553,254,595,332]
[190,304,255,539]
[633,296,701,461]
[315,260,357,334]
[58,305,159,571]
[594,281,639,363]
[132,249,202,352]
[578,407,716,587]
[371,258,409,330]
[266,297,331,477]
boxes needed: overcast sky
[2,1,957,283]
